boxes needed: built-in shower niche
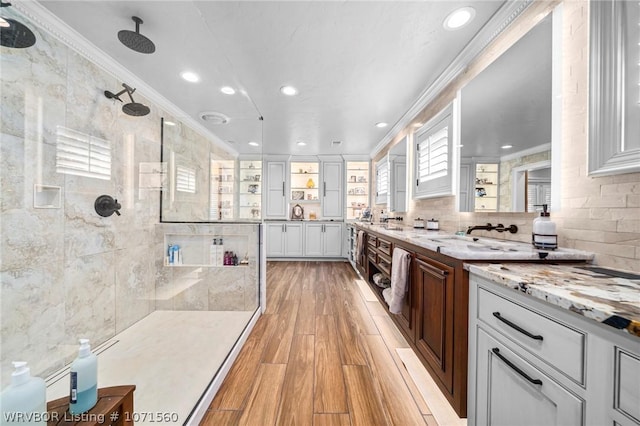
[33,184,62,208]
[164,233,249,267]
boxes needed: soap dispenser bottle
[69,339,98,414]
[0,361,46,425]
[532,204,557,250]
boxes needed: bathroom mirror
[459,14,553,212]
[388,137,407,213]
[589,0,640,176]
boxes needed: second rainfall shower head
[104,83,150,117]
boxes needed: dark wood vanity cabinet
[414,256,455,394]
[356,226,468,417]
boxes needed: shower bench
[46,385,136,425]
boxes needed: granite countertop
[354,222,594,261]
[467,263,640,338]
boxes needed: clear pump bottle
[532,204,557,250]
[0,361,46,425]
[69,339,98,414]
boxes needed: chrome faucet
[466,223,518,234]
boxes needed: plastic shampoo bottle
[0,361,46,425]
[69,339,98,414]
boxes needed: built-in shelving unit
[211,160,235,220]
[238,160,262,219]
[474,163,498,212]
[290,161,320,219]
[345,161,370,220]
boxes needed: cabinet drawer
[378,255,391,276]
[378,238,392,256]
[368,235,377,247]
[615,348,640,423]
[477,287,586,384]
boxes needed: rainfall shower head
[104,83,150,117]
[0,2,36,48]
[118,16,155,54]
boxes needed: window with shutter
[176,166,196,193]
[56,126,111,180]
[375,159,389,204]
[413,104,454,198]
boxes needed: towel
[388,247,411,314]
[356,230,365,259]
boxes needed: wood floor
[202,261,439,426]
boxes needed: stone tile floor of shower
[46,309,253,425]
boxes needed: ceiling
[37,0,507,156]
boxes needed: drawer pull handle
[493,312,543,341]
[492,348,543,386]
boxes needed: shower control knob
[94,195,122,217]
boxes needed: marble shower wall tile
[0,265,65,388]
[115,246,156,334]
[63,252,116,347]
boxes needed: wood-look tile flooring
[202,261,440,426]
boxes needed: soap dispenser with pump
[0,361,46,425]
[69,339,98,414]
[532,204,557,250]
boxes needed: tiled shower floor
[46,310,254,425]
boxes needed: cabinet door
[284,223,304,257]
[265,223,285,257]
[323,223,343,257]
[322,161,343,219]
[475,327,584,426]
[304,223,324,256]
[265,161,287,218]
[414,257,454,392]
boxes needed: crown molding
[12,0,238,157]
[500,143,551,162]
[371,0,533,158]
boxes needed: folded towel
[382,287,392,306]
[356,230,365,259]
[389,247,411,314]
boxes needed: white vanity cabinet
[304,222,342,257]
[469,272,640,426]
[265,222,303,257]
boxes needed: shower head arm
[122,83,137,103]
[104,88,126,102]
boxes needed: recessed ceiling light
[180,71,200,83]
[0,17,10,28]
[443,7,476,30]
[220,86,236,95]
[297,141,307,146]
[164,120,176,126]
[248,141,260,147]
[501,144,513,149]
[375,122,388,128]
[280,85,298,96]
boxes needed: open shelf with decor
[346,160,370,219]
[239,160,262,219]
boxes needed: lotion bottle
[69,339,98,414]
[0,361,46,425]
[532,204,557,249]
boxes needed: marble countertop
[354,223,594,261]
[467,263,640,338]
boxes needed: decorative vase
[306,178,315,189]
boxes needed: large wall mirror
[589,0,640,176]
[459,13,554,212]
[388,137,407,213]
